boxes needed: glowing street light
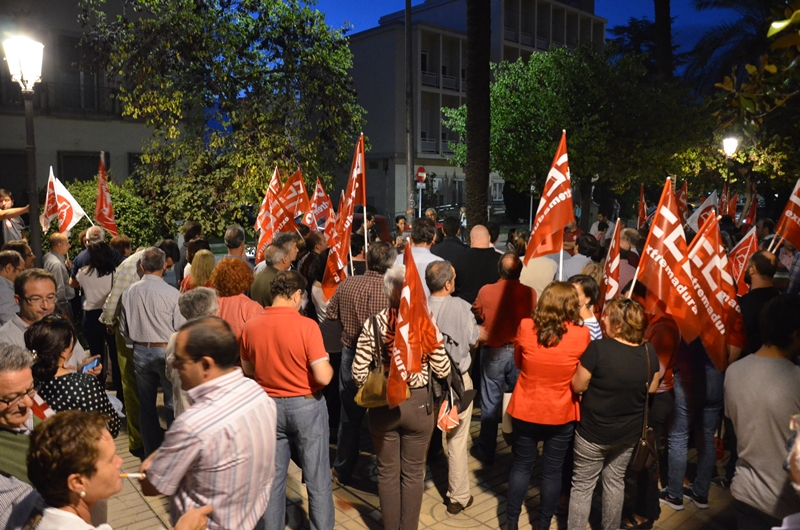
[723,137,739,158]
[3,35,45,265]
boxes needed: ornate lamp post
[3,36,44,266]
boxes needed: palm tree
[465,0,491,229]
[654,0,674,77]
[684,0,774,92]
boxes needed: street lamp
[723,137,739,158]
[3,36,44,266]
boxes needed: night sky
[313,0,740,51]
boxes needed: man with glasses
[1,241,34,271]
[0,250,23,325]
[0,342,39,484]
[0,269,92,372]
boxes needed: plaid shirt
[100,250,143,326]
[325,270,389,349]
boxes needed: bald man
[42,232,75,316]
[450,225,501,304]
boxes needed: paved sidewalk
[108,411,735,529]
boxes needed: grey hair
[384,264,405,307]
[224,225,245,249]
[86,226,105,244]
[425,260,453,294]
[264,244,288,267]
[273,232,298,251]
[0,343,33,373]
[621,228,641,245]
[140,247,166,273]
[178,287,218,320]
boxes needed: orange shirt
[240,306,329,397]
[217,293,263,340]
[473,279,537,347]
[507,320,591,425]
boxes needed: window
[421,50,429,72]
[492,182,504,201]
[0,150,27,206]
[56,35,113,112]
[58,151,109,183]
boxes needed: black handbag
[630,343,658,472]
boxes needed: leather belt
[133,342,168,348]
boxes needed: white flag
[685,190,718,233]
[39,167,89,234]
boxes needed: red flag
[388,240,443,407]
[304,178,333,228]
[321,134,366,299]
[636,178,701,343]
[637,184,647,229]
[94,153,118,236]
[675,181,689,222]
[523,130,574,264]
[255,167,282,232]
[727,193,738,220]
[729,227,758,295]
[742,190,758,226]
[278,169,312,220]
[254,194,298,264]
[774,178,800,251]
[682,215,731,370]
[685,190,718,233]
[599,219,621,311]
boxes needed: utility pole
[405,0,415,216]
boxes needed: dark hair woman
[70,241,121,397]
[567,297,660,530]
[505,282,591,530]
[26,316,120,438]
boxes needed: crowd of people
[1,186,800,530]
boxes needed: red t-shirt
[473,279,537,347]
[563,227,583,256]
[507,320,591,425]
[240,306,329,397]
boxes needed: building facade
[0,1,150,205]
[348,0,605,218]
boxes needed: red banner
[742,190,758,226]
[321,134,366,299]
[638,184,647,229]
[304,178,333,228]
[729,227,758,296]
[599,219,621,311]
[636,178,701,343]
[94,152,118,237]
[389,240,442,407]
[523,130,574,264]
[728,193,738,220]
[774,178,800,251]
[254,167,282,232]
[675,180,688,222]
[278,169,312,220]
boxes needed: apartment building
[348,0,605,217]
[0,0,150,205]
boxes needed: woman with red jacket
[505,282,592,530]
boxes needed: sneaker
[447,495,474,514]
[711,475,731,489]
[683,488,709,509]
[658,489,684,511]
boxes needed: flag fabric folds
[95,152,118,237]
[729,227,758,296]
[523,130,574,265]
[636,178,701,343]
[685,190,718,233]
[774,178,800,251]
[278,169,312,220]
[304,178,333,228]
[742,190,758,227]
[675,181,688,222]
[600,219,621,311]
[389,240,443,408]
[40,167,89,234]
[255,167,282,232]
[321,134,366,299]
[637,184,647,229]
[728,193,738,221]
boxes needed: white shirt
[393,245,443,297]
[75,267,114,311]
[36,507,112,530]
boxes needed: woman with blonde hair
[568,297,660,530]
[180,249,215,293]
[505,282,591,530]
[580,261,603,286]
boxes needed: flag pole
[558,248,564,282]
[768,234,783,254]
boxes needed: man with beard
[739,250,779,355]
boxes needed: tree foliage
[79,0,366,236]
[442,46,710,227]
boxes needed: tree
[464,0,491,229]
[684,0,774,92]
[79,0,365,236]
[443,46,710,230]
[608,17,687,78]
[654,0,675,77]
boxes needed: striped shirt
[353,309,451,388]
[120,274,184,344]
[100,250,144,326]
[584,316,603,341]
[146,369,277,530]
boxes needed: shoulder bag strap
[371,316,383,371]
[641,343,652,438]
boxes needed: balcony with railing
[520,31,533,47]
[1,76,120,117]
[504,27,518,42]
[421,71,439,88]
[441,73,458,91]
[420,137,438,153]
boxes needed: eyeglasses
[172,354,197,368]
[0,385,35,407]
[22,295,57,306]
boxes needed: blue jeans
[132,344,173,457]
[264,393,334,530]
[667,366,724,499]
[477,344,519,459]
[507,420,576,528]
[333,346,366,481]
